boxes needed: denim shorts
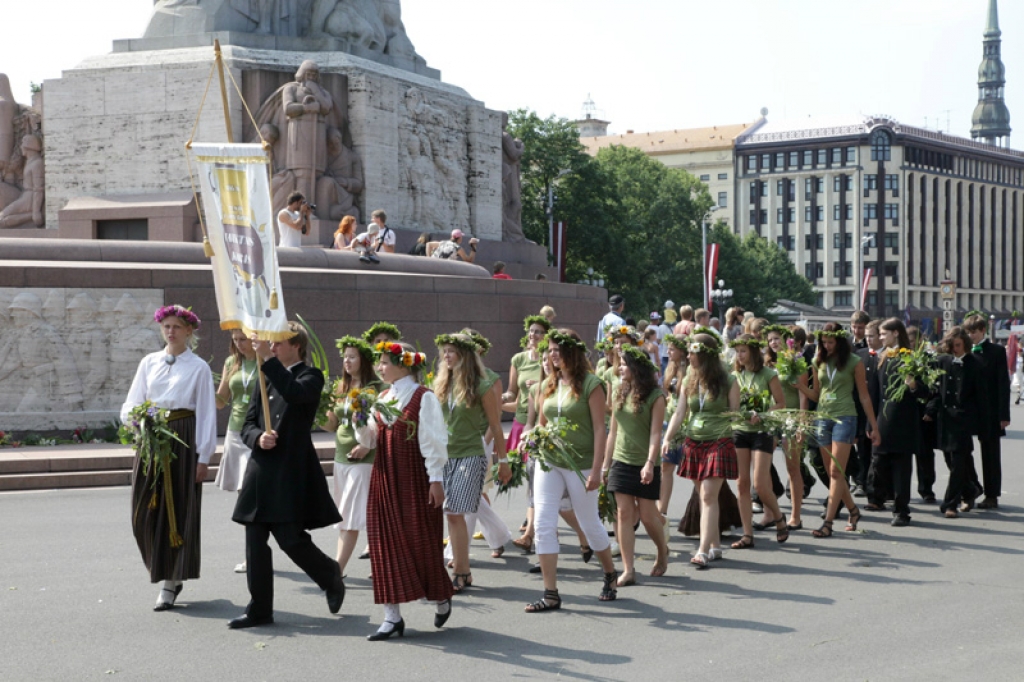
[815,415,857,448]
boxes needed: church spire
[971,0,1011,147]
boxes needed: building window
[760,153,771,170]
[845,146,857,164]
[883,232,899,254]
[718,192,728,208]
[865,175,878,191]
[833,175,852,192]
[865,204,878,220]
[815,177,824,193]
[700,174,711,182]
[761,182,768,197]
[775,153,786,169]
[870,129,892,161]
[749,181,759,203]
[832,261,853,278]
[777,235,794,251]
[863,232,877,253]
[816,205,824,221]
[805,262,823,279]
[884,174,899,193]
[884,291,899,307]
[805,234,823,250]
[866,290,878,307]
[749,209,759,225]
[883,204,899,219]
[803,150,814,167]
[833,233,853,249]
[746,156,757,172]
[789,151,800,168]
[777,208,784,223]
[816,292,825,307]
[759,209,767,225]
[833,204,853,220]
[788,207,796,222]
[804,178,813,197]
[787,183,796,201]
[884,263,899,283]
[776,180,784,196]
[718,172,728,180]
[817,149,827,167]
[832,148,843,165]
[835,292,853,307]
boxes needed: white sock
[156,580,178,605]
[435,599,451,615]
[382,603,402,626]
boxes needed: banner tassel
[202,236,215,258]
[269,288,279,310]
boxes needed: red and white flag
[705,243,720,309]
[860,268,873,310]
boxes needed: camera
[305,202,317,211]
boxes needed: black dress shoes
[228,614,274,629]
[326,565,345,614]
[367,619,405,641]
[434,599,452,628]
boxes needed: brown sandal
[730,534,754,549]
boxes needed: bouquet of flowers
[739,387,773,415]
[0,430,10,447]
[334,385,403,429]
[725,408,831,445]
[518,418,586,482]
[775,341,809,386]
[597,481,617,526]
[121,401,187,547]
[883,346,944,404]
[489,450,527,496]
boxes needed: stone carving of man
[0,134,44,228]
[399,88,442,230]
[501,112,527,242]
[0,75,15,180]
[282,60,332,207]
[315,126,363,221]
[66,293,109,412]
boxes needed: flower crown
[688,341,720,355]
[729,337,766,349]
[594,340,611,353]
[761,324,792,340]
[686,328,722,355]
[546,329,588,353]
[664,334,689,351]
[815,328,850,340]
[608,325,643,346]
[154,304,200,329]
[362,322,402,344]
[375,340,426,368]
[460,329,491,355]
[435,333,481,355]
[963,309,986,322]
[336,335,375,365]
[619,344,658,372]
[523,314,552,333]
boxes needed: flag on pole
[191,143,292,340]
[551,221,568,283]
[860,267,873,310]
[705,243,720,311]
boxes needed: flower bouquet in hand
[121,401,187,547]
[883,346,944,404]
[490,449,527,496]
[519,417,586,482]
[334,385,403,428]
[775,341,809,386]
[738,387,773,418]
[725,408,829,445]
[598,481,617,526]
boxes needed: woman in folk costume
[359,341,450,640]
[121,305,217,611]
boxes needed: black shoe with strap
[525,589,561,613]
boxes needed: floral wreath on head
[686,328,722,355]
[362,321,402,344]
[619,344,658,372]
[594,340,611,353]
[664,333,689,351]
[815,328,850,340]
[335,335,376,367]
[760,324,792,340]
[154,304,200,329]
[460,329,492,355]
[435,333,480,355]
[729,337,766,349]
[546,329,588,353]
[963,309,987,322]
[609,325,643,346]
[523,314,552,333]
[375,340,426,368]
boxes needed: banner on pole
[552,221,568,283]
[705,243,720,310]
[860,267,873,310]
[191,143,293,340]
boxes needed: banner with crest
[191,143,292,340]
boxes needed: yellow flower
[426,372,435,380]
[402,353,414,366]
[899,348,911,355]
[348,389,360,399]
[886,348,898,358]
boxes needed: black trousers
[872,452,913,518]
[977,437,1002,498]
[245,522,337,619]
[854,434,872,489]
[915,450,936,498]
[941,449,973,513]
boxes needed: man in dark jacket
[229,322,344,629]
[963,315,1010,510]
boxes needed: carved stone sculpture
[501,112,527,243]
[0,74,43,226]
[0,134,44,228]
[66,293,109,411]
[315,127,363,221]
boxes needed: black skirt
[606,460,661,500]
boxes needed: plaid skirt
[679,437,738,481]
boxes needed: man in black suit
[963,314,1010,510]
[857,321,886,505]
[228,322,344,629]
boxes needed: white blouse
[357,375,448,482]
[121,349,218,464]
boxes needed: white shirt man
[597,295,626,344]
[277,192,308,248]
[651,313,672,369]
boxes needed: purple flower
[147,406,159,418]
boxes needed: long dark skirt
[679,482,743,537]
[130,414,202,583]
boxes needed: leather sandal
[599,571,618,601]
[451,572,473,593]
[730,534,754,549]
[811,520,834,538]
[775,519,790,544]
[525,589,561,613]
[845,506,862,531]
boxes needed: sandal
[599,571,618,601]
[451,572,473,593]
[786,521,803,531]
[752,516,783,531]
[845,506,862,532]
[708,547,724,562]
[775,519,790,544]
[690,552,710,569]
[580,545,594,564]
[491,546,505,559]
[730,534,754,549]
[525,589,561,613]
[811,520,834,538]
[512,534,534,553]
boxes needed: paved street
[3,424,1023,681]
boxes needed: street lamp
[710,279,733,324]
[702,206,724,309]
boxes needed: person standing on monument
[278,191,310,249]
[121,305,217,612]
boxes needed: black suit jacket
[854,348,880,436]
[873,353,929,455]
[233,358,341,529]
[973,340,1011,439]
[926,354,981,452]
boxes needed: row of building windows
[699,173,730,181]
[749,175,857,204]
[750,203,856,225]
[800,261,899,281]
[829,290,899,307]
[744,147,858,174]
[773,231,899,253]
[906,145,1024,187]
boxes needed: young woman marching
[663,332,741,568]
[214,329,259,573]
[603,346,669,584]
[503,315,552,454]
[526,329,617,612]
[763,324,809,530]
[325,336,381,577]
[729,334,788,548]
[872,318,929,527]
[797,323,880,538]
[434,333,512,592]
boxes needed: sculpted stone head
[295,60,320,83]
[9,291,43,326]
[21,134,41,154]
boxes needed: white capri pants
[444,495,513,559]
[533,466,610,556]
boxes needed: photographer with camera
[427,229,478,263]
[277,192,313,249]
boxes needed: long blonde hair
[684,334,729,402]
[434,336,486,407]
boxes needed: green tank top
[683,374,735,441]
[816,354,861,417]
[442,373,498,459]
[332,380,382,465]
[540,373,605,470]
[226,356,259,432]
[733,366,778,433]
[613,388,665,466]
[511,351,541,423]
[772,363,801,409]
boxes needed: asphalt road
[3,425,1023,681]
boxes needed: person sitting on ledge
[492,261,512,280]
[427,229,478,262]
[352,223,381,264]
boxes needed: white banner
[191,143,292,341]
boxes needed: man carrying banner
[228,322,344,629]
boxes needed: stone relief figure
[107,294,163,404]
[315,126,363,221]
[310,0,422,64]
[231,0,307,36]
[501,112,527,243]
[0,292,83,413]
[0,134,44,228]
[0,74,43,224]
[66,293,109,412]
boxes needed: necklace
[164,354,176,365]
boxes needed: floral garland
[460,329,492,355]
[761,324,792,340]
[619,344,658,372]
[154,304,200,329]
[489,454,527,496]
[729,337,766,349]
[816,328,850,340]
[335,335,376,366]
[594,340,610,353]
[962,309,986,323]
[688,340,720,355]
[121,401,187,547]
[546,329,588,353]
[523,314,552,332]
[435,333,480,355]
[375,340,426,367]
[362,321,402,343]
[664,333,689,350]
[608,325,643,346]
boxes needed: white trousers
[444,495,513,560]
[533,466,610,556]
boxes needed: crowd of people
[120,297,1011,639]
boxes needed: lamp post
[710,279,733,325]
[702,206,723,310]
[859,234,873,312]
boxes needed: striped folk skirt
[679,437,739,481]
[130,412,202,583]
